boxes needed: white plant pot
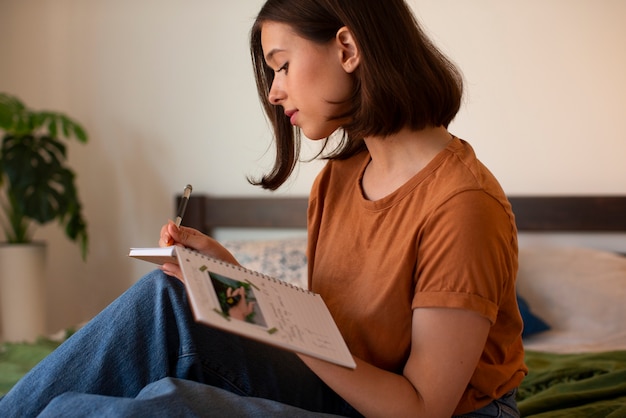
[0,242,47,343]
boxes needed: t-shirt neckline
[356,136,461,211]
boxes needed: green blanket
[2,341,626,417]
[0,338,61,396]
[518,350,626,417]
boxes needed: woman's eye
[277,62,289,74]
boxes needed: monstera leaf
[0,93,88,260]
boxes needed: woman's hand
[158,220,239,280]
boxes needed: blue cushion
[517,294,550,338]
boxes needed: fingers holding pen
[159,220,176,247]
[159,220,241,266]
[159,221,194,247]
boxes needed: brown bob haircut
[249,0,463,190]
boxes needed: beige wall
[1,0,625,334]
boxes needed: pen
[174,184,193,228]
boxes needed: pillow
[516,294,550,338]
[516,246,626,345]
[223,238,308,289]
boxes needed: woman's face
[261,21,354,140]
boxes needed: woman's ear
[336,27,360,73]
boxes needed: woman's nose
[268,80,285,105]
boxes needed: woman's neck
[361,126,453,201]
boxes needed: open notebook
[129,246,355,369]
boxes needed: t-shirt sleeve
[411,190,517,324]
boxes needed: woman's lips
[286,110,298,125]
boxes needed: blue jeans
[0,271,358,417]
[454,390,519,418]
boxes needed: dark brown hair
[249,0,463,190]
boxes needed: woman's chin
[303,133,328,141]
[300,125,341,141]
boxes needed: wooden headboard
[177,194,626,236]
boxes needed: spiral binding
[181,247,312,294]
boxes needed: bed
[2,194,626,417]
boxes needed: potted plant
[0,92,89,342]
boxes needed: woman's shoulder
[437,138,508,199]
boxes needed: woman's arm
[298,307,490,417]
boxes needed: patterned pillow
[223,238,308,289]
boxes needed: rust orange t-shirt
[307,138,527,414]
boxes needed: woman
[0,0,526,416]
